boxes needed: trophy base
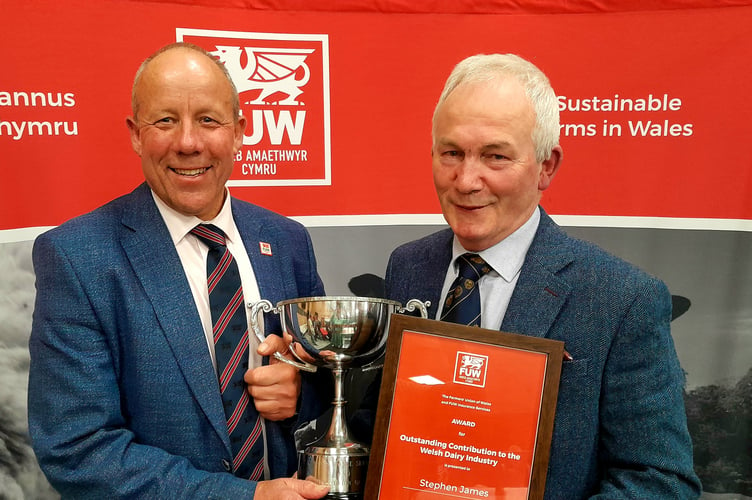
[299,445,369,498]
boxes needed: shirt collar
[451,206,540,283]
[151,188,236,246]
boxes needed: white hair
[433,54,560,163]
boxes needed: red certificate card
[366,316,563,500]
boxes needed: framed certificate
[364,315,564,500]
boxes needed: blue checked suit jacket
[384,209,701,499]
[28,183,329,498]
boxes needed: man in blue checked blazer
[380,54,701,498]
[28,43,330,499]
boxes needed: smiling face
[126,47,246,221]
[432,77,561,252]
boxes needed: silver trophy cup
[250,296,428,499]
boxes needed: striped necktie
[191,224,264,480]
[440,253,492,327]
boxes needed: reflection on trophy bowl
[278,296,402,368]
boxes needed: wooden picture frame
[364,315,564,499]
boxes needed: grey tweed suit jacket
[384,209,701,499]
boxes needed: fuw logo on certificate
[176,28,331,187]
[453,352,488,388]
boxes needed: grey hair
[432,54,560,163]
[131,42,240,121]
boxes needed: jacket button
[222,459,231,472]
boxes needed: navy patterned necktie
[440,253,492,327]
[191,224,264,480]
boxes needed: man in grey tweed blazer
[382,54,701,498]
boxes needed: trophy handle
[361,298,431,372]
[249,299,276,344]
[276,345,318,373]
[249,299,318,373]
[399,298,431,318]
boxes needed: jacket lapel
[501,211,573,339]
[231,199,287,305]
[415,229,454,319]
[119,184,230,449]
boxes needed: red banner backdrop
[2,2,752,497]
[2,0,752,230]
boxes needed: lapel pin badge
[259,241,273,256]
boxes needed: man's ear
[126,117,142,156]
[539,145,563,191]
[234,115,247,151]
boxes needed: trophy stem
[299,362,369,499]
[324,364,352,446]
